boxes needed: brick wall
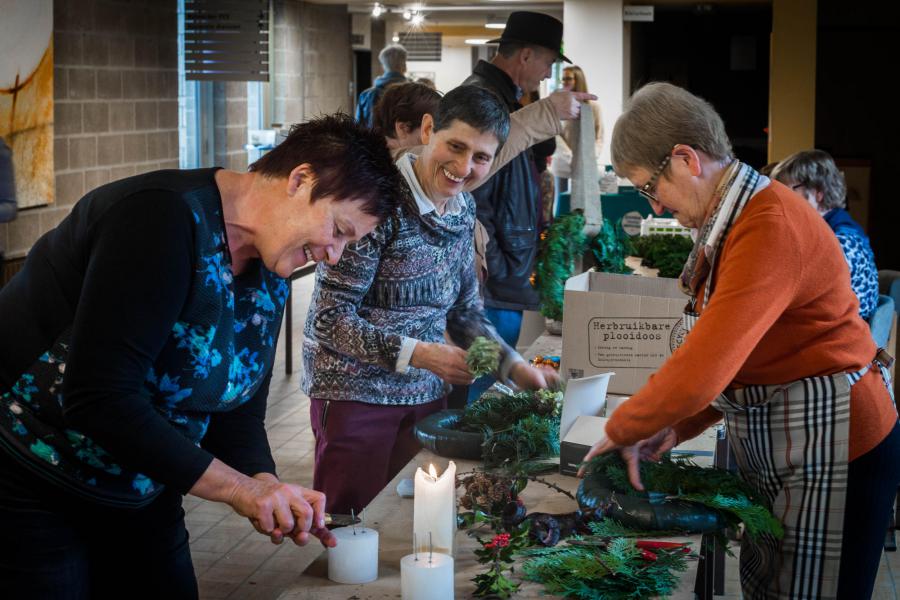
[0,0,179,259]
[273,1,352,126]
[214,82,248,172]
[1,0,354,260]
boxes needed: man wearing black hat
[461,11,569,402]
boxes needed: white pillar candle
[413,461,457,555]
[400,552,454,600]
[327,527,379,584]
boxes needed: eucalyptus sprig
[467,336,501,378]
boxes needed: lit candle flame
[428,464,438,479]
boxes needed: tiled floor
[187,275,900,599]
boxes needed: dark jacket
[462,61,541,311]
[355,71,408,128]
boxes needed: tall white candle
[327,527,379,584]
[400,551,454,600]
[413,460,457,555]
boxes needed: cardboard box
[559,372,614,476]
[561,271,687,395]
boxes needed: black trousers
[0,451,198,599]
[837,419,900,599]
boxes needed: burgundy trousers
[310,397,446,514]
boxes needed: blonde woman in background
[551,65,604,186]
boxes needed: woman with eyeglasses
[580,82,898,600]
[771,149,879,320]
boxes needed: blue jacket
[823,208,879,319]
[355,71,408,128]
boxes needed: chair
[877,271,900,550]
[868,294,895,349]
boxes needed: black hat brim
[486,36,572,63]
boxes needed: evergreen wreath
[462,388,563,472]
[533,212,588,321]
[584,453,783,541]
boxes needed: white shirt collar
[397,152,464,217]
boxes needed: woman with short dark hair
[0,114,403,598]
[373,82,442,156]
[303,86,561,515]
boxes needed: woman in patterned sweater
[772,149,879,319]
[303,86,559,513]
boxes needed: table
[277,450,708,599]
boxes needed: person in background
[415,77,437,90]
[303,86,560,515]
[372,82,442,159]
[371,81,595,304]
[551,64,604,193]
[462,11,570,402]
[558,66,603,152]
[582,82,898,600]
[0,138,16,274]
[355,44,409,128]
[0,115,404,598]
[772,149,879,319]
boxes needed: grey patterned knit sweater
[302,153,522,405]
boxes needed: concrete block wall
[1,0,179,259]
[214,82,249,172]
[300,3,352,117]
[273,1,352,127]
[2,0,355,260]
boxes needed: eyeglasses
[561,76,575,82]
[637,153,672,203]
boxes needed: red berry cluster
[484,533,511,550]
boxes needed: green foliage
[630,234,694,278]
[472,523,532,598]
[586,453,783,541]
[520,536,689,599]
[467,336,501,378]
[482,414,561,470]
[459,389,564,472]
[586,519,679,539]
[461,388,561,431]
[534,212,588,320]
[590,218,633,275]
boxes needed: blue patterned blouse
[0,169,288,507]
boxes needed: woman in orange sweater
[581,82,898,600]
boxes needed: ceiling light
[403,9,412,19]
[372,3,384,18]
[410,13,424,25]
[485,15,506,29]
[392,34,400,42]
[465,39,490,45]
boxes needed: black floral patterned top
[0,169,286,507]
